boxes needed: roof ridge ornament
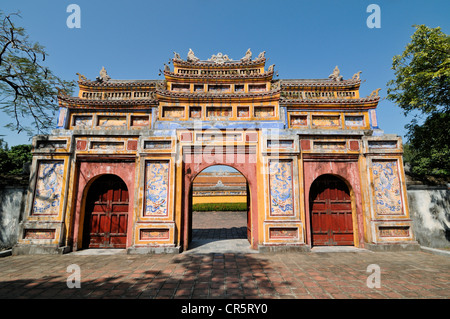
[214,180,227,188]
[369,88,381,98]
[164,64,170,72]
[187,48,199,62]
[240,48,252,62]
[352,71,362,80]
[257,51,266,60]
[76,72,87,82]
[208,52,232,64]
[329,65,343,81]
[96,66,111,82]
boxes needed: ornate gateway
[13,49,419,254]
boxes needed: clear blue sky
[1,0,449,146]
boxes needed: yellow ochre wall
[192,195,247,204]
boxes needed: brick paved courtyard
[0,211,449,300]
[1,249,449,299]
[192,211,247,240]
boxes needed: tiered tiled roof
[60,51,380,111]
[58,95,158,109]
[163,70,274,80]
[281,78,361,89]
[77,79,161,88]
[279,96,380,109]
[155,88,281,99]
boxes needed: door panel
[310,175,353,246]
[83,175,129,249]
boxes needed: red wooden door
[310,175,353,246]
[83,175,129,249]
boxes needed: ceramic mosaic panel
[254,107,274,117]
[90,141,124,150]
[369,109,378,128]
[189,107,202,118]
[372,161,403,215]
[163,107,185,118]
[144,141,172,149]
[97,116,127,127]
[140,229,169,240]
[57,107,68,128]
[73,115,92,128]
[345,115,364,126]
[36,140,67,150]
[268,160,294,216]
[197,133,241,142]
[269,228,298,239]
[290,115,307,127]
[130,115,149,127]
[207,107,232,118]
[32,161,64,215]
[368,141,398,149]
[379,226,409,237]
[235,85,244,92]
[194,85,204,92]
[313,141,346,149]
[172,84,190,92]
[208,85,231,92]
[24,229,55,239]
[267,140,294,148]
[144,161,169,216]
[312,115,340,127]
[237,107,249,117]
[248,84,266,92]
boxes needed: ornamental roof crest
[329,65,343,81]
[187,48,199,62]
[208,52,232,64]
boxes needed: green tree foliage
[387,25,450,176]
[405,112,450,176]
[0,11,74,136]
[0,144,9,173]
[192,202,247,212]
[0,138,32,175]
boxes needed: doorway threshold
[184,239,258,254]
[69,249,127,255]
[311,246,373,253]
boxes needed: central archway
[182,154,259,251]
[189,165,249,249]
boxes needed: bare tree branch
[0,11,75,136]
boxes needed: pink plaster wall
[303,160,364,247]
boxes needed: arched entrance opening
[82,174,129,249]
[309,174,354,247]
[188,165,251,251]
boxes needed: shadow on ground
[0,253,286,299]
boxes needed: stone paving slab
[0,250,448,299]
[185,239,258,254]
